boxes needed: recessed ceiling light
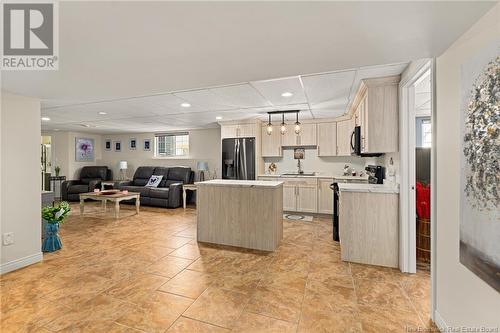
[41,117,51,121]
[80,124,91,128]
[180,102,191,108]
[216,116,223,120]
[281,92,293,97]
[98,111,107,115]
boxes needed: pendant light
[294,111,301,134]
[266,114,273,135]
[280,113,287,135]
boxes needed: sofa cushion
[153,167,169,178]
[120,185,151,197]
[163,180,182,187]
[80,166,108,180]
[134,166,155,179]
[167,167,191,183]
[149,188,170,199]
[133,178,149,186]
[68,184,89,194]
[81,177,102,185]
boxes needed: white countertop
[338,183,399,194]
[258,173,369,180]
[195,179,283,188]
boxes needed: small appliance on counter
[365,165,385,184]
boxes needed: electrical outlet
[2,232,14,246]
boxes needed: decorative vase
[42,222,62,252]
[55,170,60,177]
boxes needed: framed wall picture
[459,42,500,293]
[143,139,151,151]
[105,139,112,151]
[114,141,122,152]
[129,138,137,150]
[75,137,95,162]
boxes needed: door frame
[399,58,435,319]
[399,59,432,272]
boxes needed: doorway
[399,58,435,321]
[41,135,52,191]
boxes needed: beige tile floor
[1,203,436,333]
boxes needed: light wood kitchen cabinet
[339,190,399,268]
[350,75,400,153]
[283,181,298,211]
[336,118,355,156]
[296,179,318,213]
[261,125,282,157]
[317,178,334,214]
[317,122,337,156]
[220,123,256,139]
[281,124,317,147]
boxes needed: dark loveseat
[61,166,112,201]
[117,166,193,208]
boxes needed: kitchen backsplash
[263,148,381,176]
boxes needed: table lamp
[119,161,128,180]
[197,161,208,181]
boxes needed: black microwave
[350,126,383,157]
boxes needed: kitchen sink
[281,172,316,177]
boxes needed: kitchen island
[196,179,284,251]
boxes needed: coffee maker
[365,165,385,184]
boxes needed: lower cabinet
[277,178,318,213]
[317,178,334,214]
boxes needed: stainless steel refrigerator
[222,138,255,180]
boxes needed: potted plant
[41,201,71,252]
[54,166,61,177]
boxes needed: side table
[183,184,197,209]
[49,176,66,200]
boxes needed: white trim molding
[433,310,448,333]
[0,252,43,275]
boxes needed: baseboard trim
[433,310,448,332]
[0,252,43,274]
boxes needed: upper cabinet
[317,122,337,156]
[221,123,256,139]
[261,125,282,157]
[282,123,317,147]
[350,75,400,153]
[336,118,355,156]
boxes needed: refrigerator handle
[235,140,240,179]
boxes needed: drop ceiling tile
[301,70,356,109]
[209,84,271,108]
[251,76,307,106]
[173,89,235,111]
[311,109,347,119]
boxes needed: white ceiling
[0,1,494,133]
[39,62,408,133]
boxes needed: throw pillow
[145,175,163,188]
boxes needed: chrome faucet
[297,159,303,174]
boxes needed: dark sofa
[61,166,112,201]
[117,166,193,208]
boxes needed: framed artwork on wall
[114,141,122,152]
[105,139,112,151]
[75,137,95,162]
[129,138,137,150]
[144,139,151,151]
[459,42,499,293]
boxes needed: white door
[298,123,317,146]
[238,124,256,137]
[261,126,282,157]
[297,181,317,213]
[317,122,337,156]
[221,125,239,139]
[283,182,297,211]
[317,178,334,214]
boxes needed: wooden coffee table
[79,191,140,218]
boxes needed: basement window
[154,132,189,157]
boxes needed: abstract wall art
[75,137,95,162]
[460,41,500,293]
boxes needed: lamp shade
[197,161,208,171]
[119,161,128,170]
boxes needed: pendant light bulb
[294,112,301,134]
[280,113,287,135]
[267,114,273,135]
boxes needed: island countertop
[338,183,399,194]
[195,179,283,188]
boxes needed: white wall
[44,131,103,179]
[1,92,42,273]
[99,128,221,180]
[435,3,500,328]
